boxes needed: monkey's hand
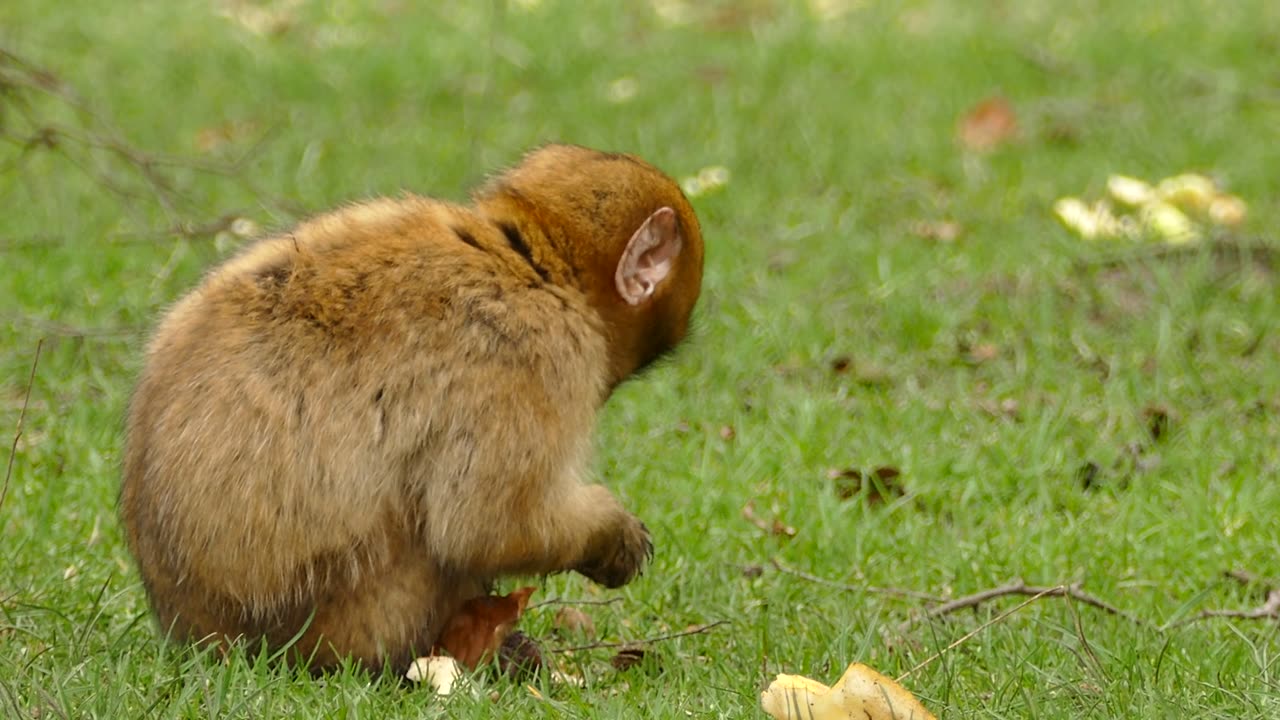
[575,513,653,589]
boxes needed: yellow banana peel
[761,662,937,720]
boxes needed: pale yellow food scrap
[1208,194,1247,227]
[761,662,937,720]
[1054,197,1133,240]
[1156,173,1217,211]
[1141,201,1199,244]
[1106,175,1155,207]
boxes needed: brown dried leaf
[610,647,648,671]
[553,607,597,638]
[957,95,1019,152]
[967,343,1000,364]
[497,630,544,680]
[1077,461,1101,491]
[828,466,905,505]
[193,120,260,154]
[742,501,797,538]
[908,219,962,243]
[830,355,853,374]
[1144,405,1171,442]
[433,586,536,669]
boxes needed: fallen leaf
[193,119,260,154]
[967,342,1000,364]
[1144,405,1171,442]
[743,501,797,538]
[553,607,597,638]
[957,95,1018,152]
[1076,461,1101,491]
[830,355,852,374]
[433,586,536,669]
[610,647,648,671]
[908,219,962,243]
[497,630,544,680]
[761,662,937,720]
[828,466,904,504]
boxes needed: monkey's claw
[578,517,652,589]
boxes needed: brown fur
[119,144,704,672]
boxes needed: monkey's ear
[615,207,682,306]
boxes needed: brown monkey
[120,144,704,672]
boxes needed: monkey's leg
[293,542,488,672]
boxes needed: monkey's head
[478,144,705,389]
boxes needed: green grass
[3,0,1280,717]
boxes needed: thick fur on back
[120,145,703,671]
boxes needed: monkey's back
[120,195,609,662]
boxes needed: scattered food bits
[1057,172,1247,244]
[680,165,731,198]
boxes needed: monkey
[119,144,704,673]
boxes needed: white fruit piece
[405,656,464,696]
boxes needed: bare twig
[1,339,42,515]
[897,587,1060,681]
[527,596,623,611]
[1,46,291,233]
[5,317,143,340]
[550,620,728,654]
[897,579,1144,632]
[1169,589,1280,628]
[1224,569,1277,589]
[1073,235,1280,273]
[770,560,943,602]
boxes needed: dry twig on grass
[1166,571,1280,628]
[0,46,293,242]
[527,596,624,611]
[897,578,1145,633]
[770,560,943,602]
[1,340,43,515]
[550,620,728,654]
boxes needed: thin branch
[1,339,42,515]
[896,579,1144,633]
[1169,589,1280,628]
[527,596,623,611]
[770,560,943,602]
[1073,234,1280,272]
[550,620,728,654]
[5,317,143,340]
[0,46,292,230]
[1224,569,1278,590]
[897,587,1060,681]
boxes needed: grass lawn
[3,1,1280,717]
